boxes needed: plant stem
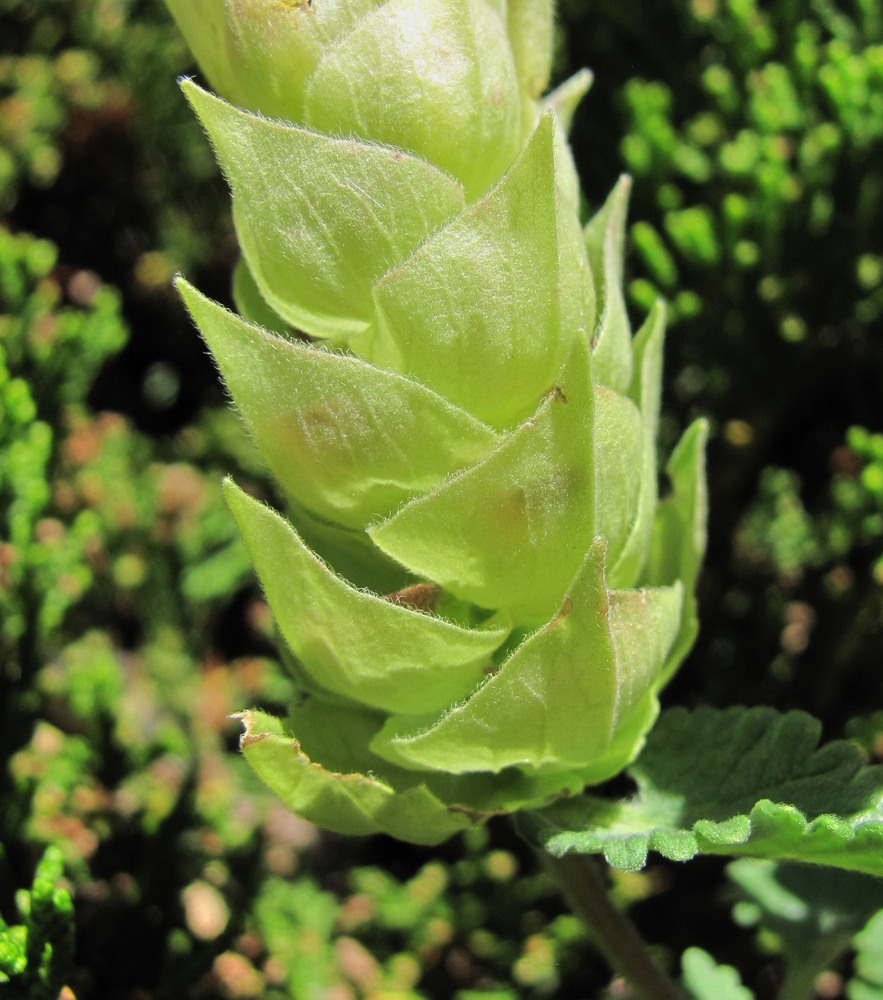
[776,936,850,1000]
[544,851,685,1000]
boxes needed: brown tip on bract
[383,582,441,613]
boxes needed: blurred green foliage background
[1,0,883,997]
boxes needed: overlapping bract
[170,0,707,845]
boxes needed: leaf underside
[520,706,883,875]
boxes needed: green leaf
[544,69,594,134]
[729,859,883,999]
[729,859,883,956]
[280,494,410,596]
[368,337,596,623]
[682,947,753,1000]
[180,281,498,530]
[369,335,644,624]
[283,692,592,819]
[183,80,466,339]
[608,300,666,588]
[543,70,595,216]
[506,0,554,102]
[252,692,608,828]
[225,481,508,716]
[367,112,593,429]
[167,0,382,123]
[851,910,883,1000]
[522,706,883,875]
[303,0,522,200]
[231,257,290,336]
[593,385,644,576]
[238,710,475,845]
[585,176,634,393]
[164,0,242,107]
[286,696,397,778]
[641,417,709,680]
[370,539,682,777]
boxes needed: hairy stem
[544,851,684,1000]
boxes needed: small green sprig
[0,846,75,1000]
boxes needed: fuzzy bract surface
[166,0,707,844]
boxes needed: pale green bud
[165,0,576,199]
[169,0,708,845]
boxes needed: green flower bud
[170,1,708,845]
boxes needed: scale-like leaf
[284,692,595,817]
[304,0,521,200]
[368,112,592,429]
[238,710,474,845]
[231,258,289,336]
[225,482,508,716]
[641,417,708,680]
[184,80,466,339]
[371,540,681,776]
[544,70,594,134]
[166,0,381,123]
[609,301,666,588]
[242,700,604,844]
[506,0,554,102]
[164,0,240,107]
[522,707,883,875]
[180,281,498,529]
[368,338,596,623]
[585,176,633,393]
[593,385,644,574]
[280,494,410,596]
